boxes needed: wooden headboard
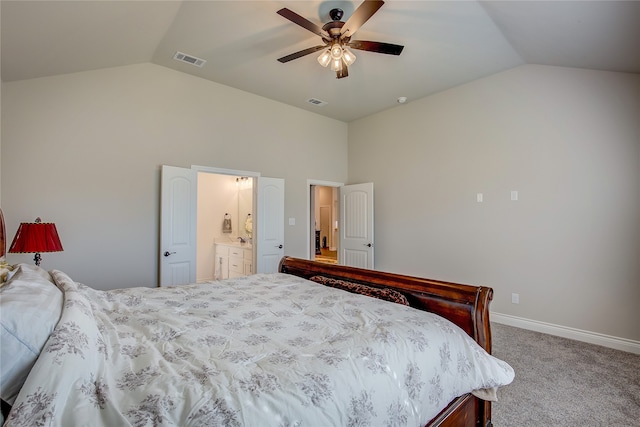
[279,256,493,354]
[0,208,5,258]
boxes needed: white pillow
[0,263,63,405]
[0,257,12,285]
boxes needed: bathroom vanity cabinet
[215,242,253,279]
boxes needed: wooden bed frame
[0,208,5,258]
[279,256,494,427]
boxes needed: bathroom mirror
[238,179,253,238]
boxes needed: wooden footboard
[279,256,494,427]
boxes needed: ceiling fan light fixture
[330,43,343,60]
[317,50,332,67]
[330,57,343,72]
[342,47,356,66]
[277,2,404,79]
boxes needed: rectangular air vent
[307,98,328,107]
[173,51,206,68]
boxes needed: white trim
[306,179,343,259]
[191,165,260,177]
[308,179,344,188]
[491,312,640,355]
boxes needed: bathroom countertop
[215,241,252,249]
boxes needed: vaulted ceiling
[2,1,639,122]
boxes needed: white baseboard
[491,312,640,355]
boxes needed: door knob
[275,244,283,249]
[164,251,176,257]
[364,243,373,247]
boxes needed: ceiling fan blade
[277,8,330,39]
[277,45,326,63]
[340,0,384,38]
[337,64,349,79]
[347,40,404,55]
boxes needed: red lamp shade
[9,218,63,266]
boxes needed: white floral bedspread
[6,271,514,427]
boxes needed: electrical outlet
[511,293,520,304]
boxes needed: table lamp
[9,217,63,266]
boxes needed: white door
[160,165,197,286]
[256,177,285,273]
[340,182,374,269]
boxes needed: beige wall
[2,62,638,344]
[1,63,348,289]
[349,65,640,342]
[0,72,2,207]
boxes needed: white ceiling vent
[307,98,328,107]
[173,51,206,68]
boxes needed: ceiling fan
[277,0,404,79]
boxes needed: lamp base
[33,253,42,266]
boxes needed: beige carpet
[491,323,640,426]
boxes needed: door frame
[191,165,260,179]
[306,179,343,260]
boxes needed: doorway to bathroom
[196,172,254,282]
[160,165,284,287]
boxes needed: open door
[256,177,285,273]
[160,165,197,286]
[339,182,374,269]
